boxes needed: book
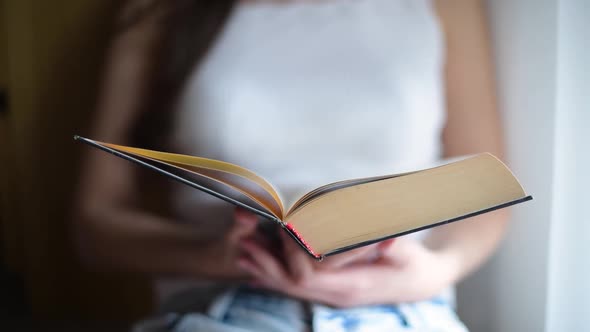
[74,135,532,260]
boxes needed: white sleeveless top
[171,0,446,231]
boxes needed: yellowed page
[101,142,284,218]
[140,156,283,218]
[285,153,527,255]
[287,173,416,214]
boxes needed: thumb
[228,208,258,243]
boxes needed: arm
[74,4,253,280]
[423,0,508,284]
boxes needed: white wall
[458,1,590,331]
[546,1,590,330]
[457,1,558,331]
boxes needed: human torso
[171,0,445,224]
[160,0,446,303]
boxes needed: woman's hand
[238,231,459,307]
[198,208,260,279]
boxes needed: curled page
[97,140,285,218]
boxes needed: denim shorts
[134,286,468,332]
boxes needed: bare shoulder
[431,0,490,40]
[118,0,162,26]
[432,0,487,25]
[112,0,169,46]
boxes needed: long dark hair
[123,0,238,149]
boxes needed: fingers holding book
[235,220,398,307]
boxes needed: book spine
[282,223,323,261]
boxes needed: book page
[285,154,528,255]
[287,173,415,215]
[100,142,285,218]
[286,156,472,215]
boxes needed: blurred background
[0,0,588,331]
[0,1,153,330]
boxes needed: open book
[75,136,532,260]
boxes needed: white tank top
[171,0,446,228]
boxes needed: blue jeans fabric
[135,286,468,332]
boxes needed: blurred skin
[76,0,507,308]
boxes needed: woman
[76,0,506,330]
